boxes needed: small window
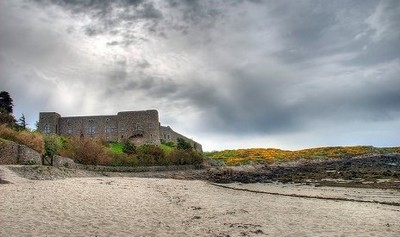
[135,123,142,131]
[67,128,73,135]
[87,126,95,135]
[148,123,153,128]
[44,124,51,134]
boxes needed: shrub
[161,140,176,148]
[0,124,14,140]
[166,150,204,166]
[64,138,106,165]
[177,138,192,150]
[0,124,44,153]
[136,144,165,166]
[122,141,136,155]
[44,135,66,158]
[109,152,138,166]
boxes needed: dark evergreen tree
[0,91,15,126]
[0,91,13,114]
[15,114,27,131]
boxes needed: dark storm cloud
[105,74,179,99]
[171,69,302,134]
[34,0,163,44]
[182,0,399,137]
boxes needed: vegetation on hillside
[0,124,44,153]
[206,146,400,166]
[2,90,398,168]
[0,91,203,167]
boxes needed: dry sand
[1,166,399,237]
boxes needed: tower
[38,112,61,135]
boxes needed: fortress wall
[59,115,118,141]
[117,110,160,145]
[38,110,201,150]
[160,126,203,152]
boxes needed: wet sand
[1,166,399,236]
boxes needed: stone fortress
[38,110,202,152]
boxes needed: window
[105,126,111,133]
[148,123,153,128]
[132,133,144,138]
[44,124,51,134]
[135,123,142,131]
[87,126,95,135]
[67,128,73,135]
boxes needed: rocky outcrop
[0,138,42,165]
[202,154,400,189]
[53,155,77,168]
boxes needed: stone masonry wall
[59,115,118,141]
[0,139,42,165]
[0,138,19,164]
[39,112,61,134]
[117,110,160,145]
[53,155,77,168]
[160,126,203,152]
[39,110,202,149]
[18,145,42,164]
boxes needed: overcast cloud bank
[1,0,399,150]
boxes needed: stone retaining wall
[0,139,41,165]
[0,139,19,164]
[53,155,77,168]
[75,164,196,173]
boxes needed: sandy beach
[1,166,399,237]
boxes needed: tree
[0,108,15,126]
[15,114,27,131]
[0,91,15,126]
[122,140,136,155]
[177,137,192,150]
[0,91,14,114]
[34,120,39,131]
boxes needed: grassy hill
[206,146,400,166]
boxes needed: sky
[1,0,399,151]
